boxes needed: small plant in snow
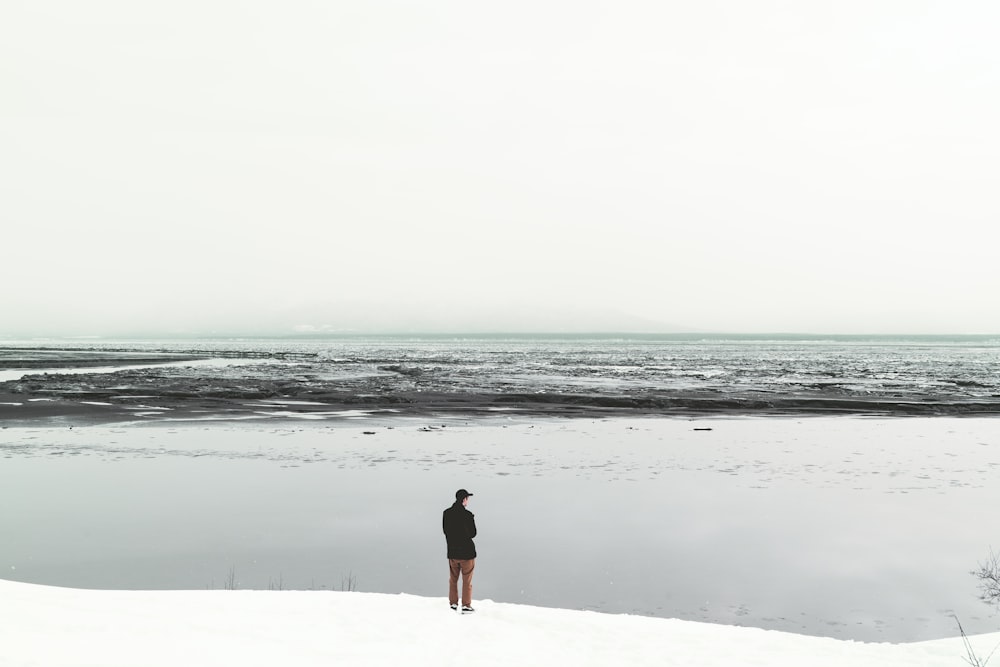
[339,572,357,592]
[955,616,998,667]
[960,549,1000,666]
[974,549,1000,608]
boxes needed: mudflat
[2,341,999,425]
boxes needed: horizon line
[2,331,999,340]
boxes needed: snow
[1,579,995,667]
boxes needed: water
[2,335,1000,642]
[2,416,999,642]
[2,334,999,417]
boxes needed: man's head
[456,489,473,506]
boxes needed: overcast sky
[3,1,998,336]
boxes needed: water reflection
[1,417,998,642]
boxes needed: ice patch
[251,410,372,420]
[253,400,331,407]
[252,411,329,420]
[330,410,373,418]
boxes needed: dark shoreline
[3,387,1000,427]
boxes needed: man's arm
[467,513,477,539]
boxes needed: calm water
[2,416,999,642]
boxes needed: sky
[3,1,999,336]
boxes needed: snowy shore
[1,579,995,667]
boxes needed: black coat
[442,501,477,560]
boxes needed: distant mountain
[218,299,693,336]
[1,299,696,338]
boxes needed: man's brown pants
[448,558,475,607]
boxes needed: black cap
[456,489,473,500]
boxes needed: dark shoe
[461,605,475,613]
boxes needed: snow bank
[1,579,994,667]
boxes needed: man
[442,488,477,613]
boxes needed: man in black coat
[443,488,477,612]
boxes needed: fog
[3,2,999,336]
